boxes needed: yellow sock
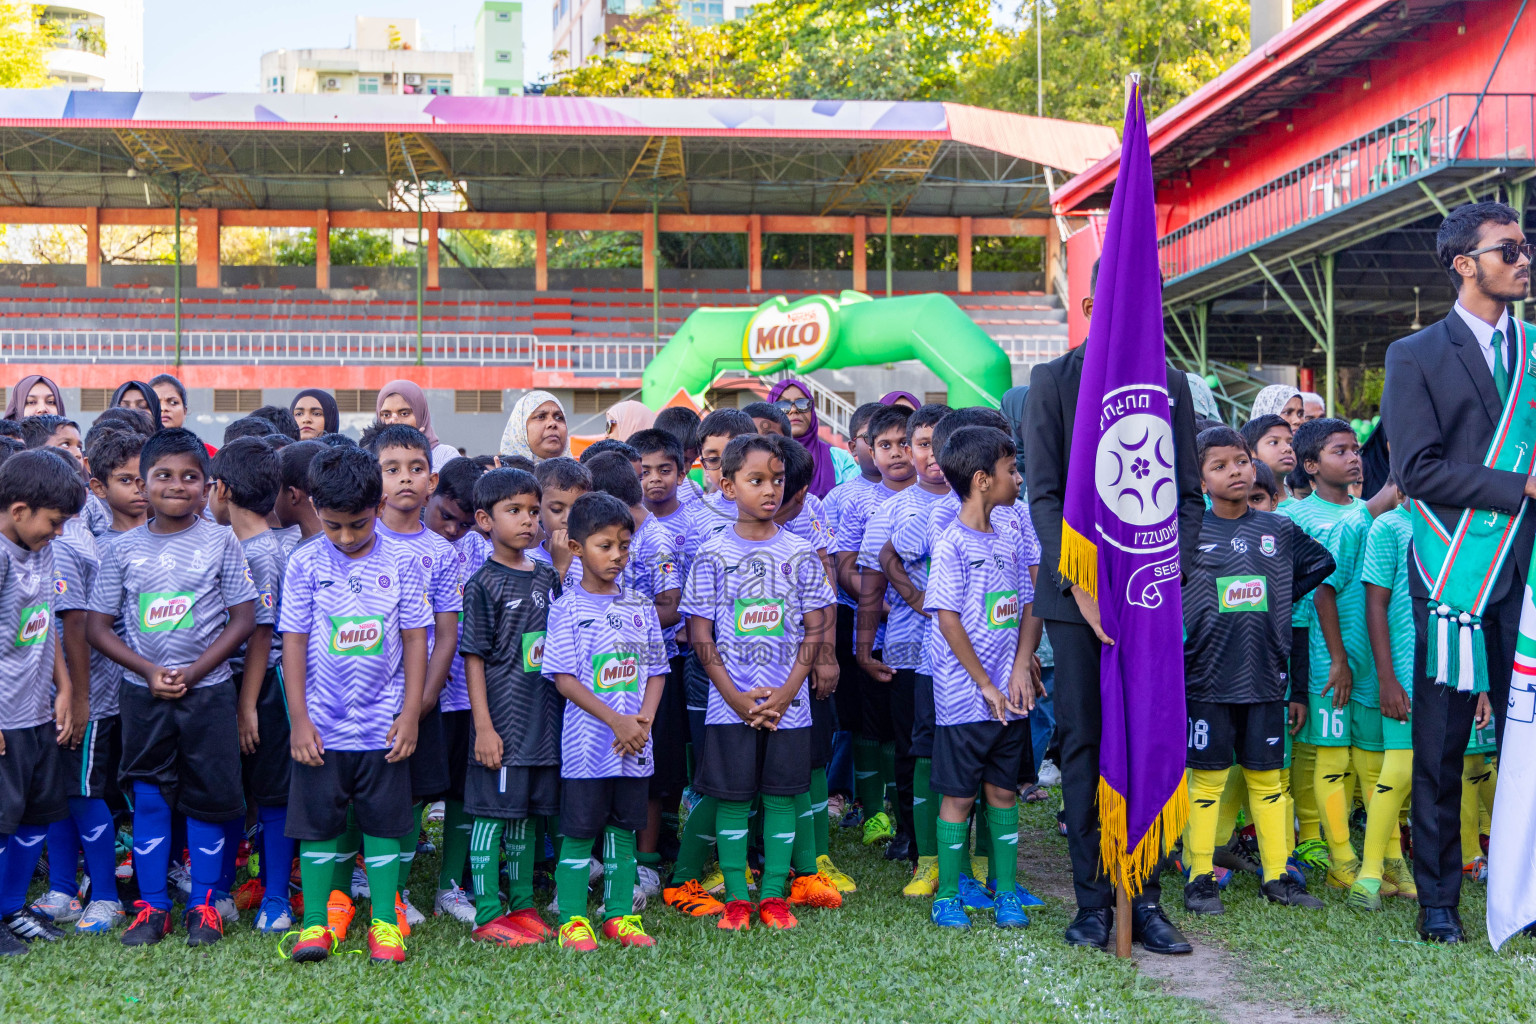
[1184,769,1228,878]
[1292,742,1320,843]
[1279,767,1295,849]
[1479,756,1497,834]
[1315,744,1357,867]
[1215,767,1246,842]
[1461,755,1493,864]
[1242,768,1287,882]
[1359,749,1411,882]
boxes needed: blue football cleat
[993,890,1030,928]
[931,896,971,929]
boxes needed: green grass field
[6,798,1536,1024]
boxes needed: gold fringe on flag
[1096,776,1188,898]
[1058,519,1098,601]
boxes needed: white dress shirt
[1453,301,1512,377]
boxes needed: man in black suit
[1382,201,1534,943]
[1023,276,1205,954]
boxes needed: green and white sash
[1409,319,1536,693]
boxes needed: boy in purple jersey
[543,493,669,951]
[462,468,563,948]
[86,430,258,948]
[0,451,86,956]
[857,403,951,867]
[924,427,1042,931]
[530,457,589,588]
[281,445,431,966]
[209,438,297,933]
[681,435,841,932]
[365,425,468,927]
[842,404,914,841]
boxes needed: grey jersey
[0,531,59,730]
[53,517,120,719]
[82,493,111,537]
[89,516,258,689]
[239,530,287,672]
[275,525,302,558]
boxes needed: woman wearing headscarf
[1249,384,1304,428]
[1185,373,1221,424]
[113,381,162,430]
[880,390,920,410]
[291,388,340,440]
[604,400,656,442]
[3,374,64,420]
[767,379,855,496]
[376,379,459,470]
[499,390,570,463]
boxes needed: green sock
[555,835,592,924]
[438,800,472,892]
[878,741,896,812]
[670,795,717,884]
[716,800,752,902]
[363,834,400,926]
[936,818,969,901]
[504,817,536,911]
[397,802,423,900]
[853,738,884,812]
[791,792,818,876]
[972,796,991,874]
[602,827,637,921]
[809,768,830,858]
[299,835,345,929]
[985,803,1020,894]
[760,794,797,899]
[468,817,505,927]
[330,811,361,896]
[637,850,662,868]
[913,758,937,858]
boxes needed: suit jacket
[1382,310,1533,605]
[1023,344,1205,624]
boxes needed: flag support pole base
[1115,882,1132,958]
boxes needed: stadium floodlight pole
[173,172,182,368]
[885,199,893,298]
[653,193,660,346]
[1036,0,1043,118]
[416,185,424,367]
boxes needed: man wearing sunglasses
[1382,200,1533,944]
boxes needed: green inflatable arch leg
[640,291,1013,411]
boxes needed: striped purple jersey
[527,540,581,591]
[278,532,433,751]
[0,531,57,730]
[858,486,950,670]
[234,529,287,674]
[698,490,829,550]
[440,529,491,712]
[829,478,901,611]
[374,521,464,705]
[925,518,1036,726]
[89,517,257,689]
[541,583,668,779]
[679,524,835,729]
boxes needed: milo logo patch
[734,599,785,637]
[1218,576,1268,612]
[329,615,384,656]
[522,631,546,673]
[15,603,48,646]
[985,590,1019,629]
[140,592,194,632]
[593,651,640,693]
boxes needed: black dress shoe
[1064,907,1112,950]
[1418,906,1463,943]
[1132,903,1193,954]
[884,832,914,862]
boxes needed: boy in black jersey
[1182,428,1334,914]
[461,468,563,948]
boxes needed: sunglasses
[774,398,813,413]
[1464,241,1534,264]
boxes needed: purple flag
[1057,79,1188,895]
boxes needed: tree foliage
[0,3,59,89]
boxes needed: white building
[260,15,476,97]
[553,0,766,72]
[43,0,143,90]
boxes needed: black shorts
[440,709,472,802]
[891,669,917,759]
[833,608,863,734]
[931,720,1031,798]
[859,654,894,743]
[285,749,413,840]
[464,762,561,820]
[911,674,936,759]
[809,684,835,770]
[649,657,689,802]
[1289,628,1309,702]
[118,680,244,822]
[694,723,812,801]
[559,776,649,839]
[1186,699,1287,772]
[409,705,450,801]
[0,723,68,834]
[682,650,711,713]
[61,714,121,802]
[241,666,291,808]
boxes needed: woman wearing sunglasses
[766,379,858,497]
